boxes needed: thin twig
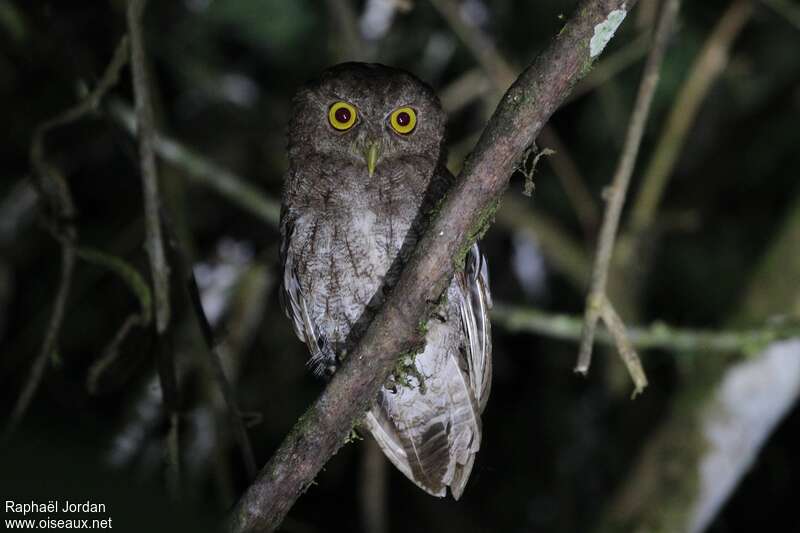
[761,0,800,31]
[3,246,76,443]
[187,271,258,480]
[627,0,754,237]
[493,303,800,353]
[429,0,599,237]
[576,0,680,383]
[2,36,130,444]
[127,0,170,335]
[76,246,153,394]
[598,296,648,396]
[597,161,800,533]
[636,0,660,30]
[77,246,153,324]
[158,180,259,481]
[325,0,371,62]
[127,0,181,496]
[155,326,181,497]
[228,2,638,531]
[207,259,272,506]
[428,0,516,85]
[440,31,650,113]
[86,314,146,395]
[438,68,492,114]
[108,100,281,227]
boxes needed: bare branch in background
[599,188,800,531]
[127,0,170,335]
[187,270,258,480]
[438,68,491,114]
[428,0,516,85]
[3,246,75,444]
[567,31,651,102]
[202,256,273,504]
[227,2,639,531]
[108,101,281,227]
[635,0,660,30]
[2,36,130,444]
[493,303,800,354]
[576,0,681,395]
[429,0,599,237]
[325,0,371,62]
[127,0,180,495]
[598,295,648,396]
[627,0,754,238]
[79,246,153,395]
[760,0,800,32]
[360,440,388,533]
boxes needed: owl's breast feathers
[280,165,492,499]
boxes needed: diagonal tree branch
[227,2,638,531]
[627,0,753,238]
[128,0,170,335]
[761,0,800,31]
[429,0,600,238]
[127,0,180,496]
[187,266,258,480]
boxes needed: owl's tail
[363,320,482,499]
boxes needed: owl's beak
[364,141,380,177]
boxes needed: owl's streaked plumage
[279,62,492,499]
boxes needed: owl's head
[288,63,445,178]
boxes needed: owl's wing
[364,243,492,500]
[450,242,493,495]
[279,208,334,376]
[456,243,493,412]
[364,324,482,500]
[428,169,492,406]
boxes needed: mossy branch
[493,303,800,355]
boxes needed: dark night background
[1,1,799,532]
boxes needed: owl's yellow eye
[328,101,357,131]
[389,107,417,134]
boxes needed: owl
[279,62,492,499]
